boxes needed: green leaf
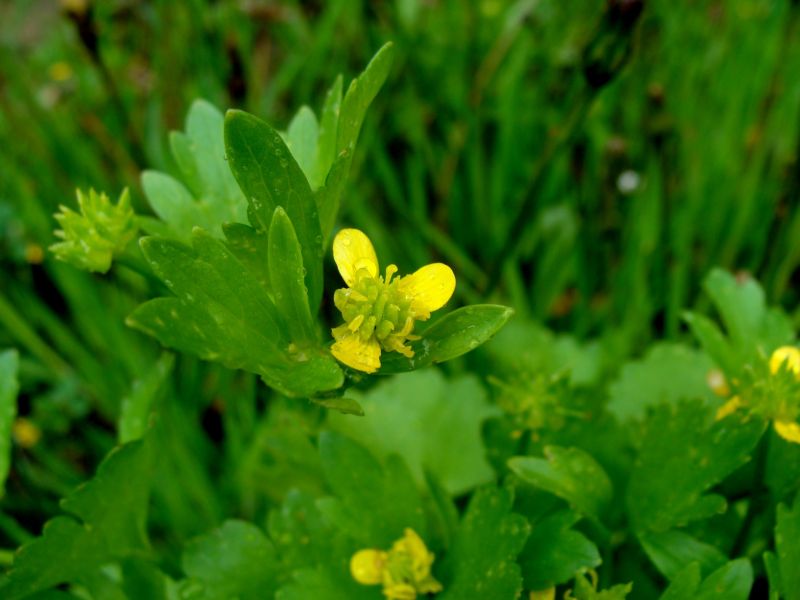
[224,109,324,312]
[118,353,174,443]
[268,207,316,345]
[608,343,716,422]
[271,490,372,600]
[379,305,514,373]
[437,486,530,600]
[143,102,247,240]
[222,222,271,291]
[686,269,793,376]
[311,396,364,416]
[317,43,395,238]
[0,440,152,599]
[694,559,752,600]
[128,231,342,397]
[773,493,800,600]
[315,75,343,190]
[316,431,426,546]
[518,510,601,589]
[180,520,279,600]
[626,401,765,533]
[639,530,726,580]
[0,349,19,497]
[286,106,320,188]
[509,446,613,520]
[328,370,499,495]
[569,571,633,599]
[659,564,702,600]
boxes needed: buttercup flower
[350,528,443,599]
[715,346,800,443]
[330,229,455,373]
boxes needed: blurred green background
[2,0,800,562]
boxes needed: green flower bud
[50,188,137,273]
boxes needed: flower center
[334,265,414,344]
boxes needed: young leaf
[328,370,499,495]
[317,43,395,238]
[0,440,152,599]
[509,446,613,520]
[143,101,248,241]
[316,431,426,547]
[518,510,601,590]
[639,530,726,581]
[128,232,343,398]
[286,106,320,187]
[437,486,530,600]
[224,110,324,312]
[626,401,765,533]
[658,560,753,600]
[180,520,279,600]
[379,305,514,373]
[118,353,174,444]
[608,343,716,422]
[0,349,19,497]
[268,207,316,345]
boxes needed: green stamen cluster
[333,265,417,355]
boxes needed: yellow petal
[350,549,387,585]
[331,332,381,373]
[769,346,800,377]
[333,229,379,287]
[397,263,456,318]
[715,396,743,421]
[775,420,800,444]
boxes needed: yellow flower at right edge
[716,346,800,443]
[330,229,456,374]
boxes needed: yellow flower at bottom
[350,528,442,599]
[330,229,455,374]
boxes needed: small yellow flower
[330,229,455,373]
[350,528,443,599]
[716,346,800,444]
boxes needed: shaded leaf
[639,529,726,581]
[509,446,613,520]
[0,349,19,497]
[329,371,498,495]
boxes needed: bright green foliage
[127,229,343,397]
[660,560,753,600]
[568,572,633,599]
[268,207,317,345]
[317,43,395,239]
[608,343,716,422]
[118,353,174,443]
[380,305,514,373]
[0,349,18,497]
[316,431,426,546]
[509,446,613,520]
[437,486,529,600]
[224,109,324,312]
[142,100,248,241]
[0,440,152,599]
[50,188,137,273]
[518,510,601,589]
[328,370,499,495]
[179,520,279,600]
[768,494,800,600]
[639,529,726,580]
[685,269,794,377]
[626,401,765,532]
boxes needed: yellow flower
[716,346,800,444]
[350,528,443,599]
[330,229,455,373]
